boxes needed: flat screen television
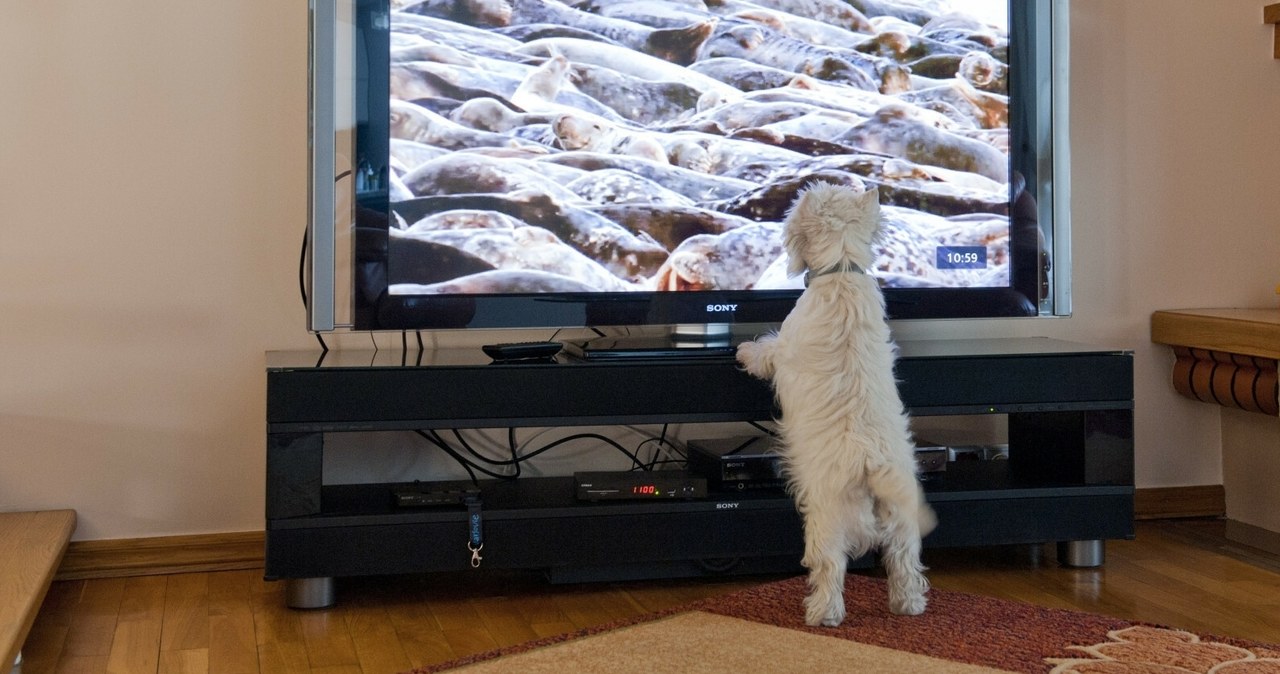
[307,0,1071,335]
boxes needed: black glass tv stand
[265,337,1134,608]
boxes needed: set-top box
[574,471,707,501]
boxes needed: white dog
[736,183,936,626]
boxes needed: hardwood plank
[207,571,260,674]
[379,594,455,669]
[59,614,119,661]
[549,587,634,630]
[157,648,208,674]
[423,595,483,632]
[16,623,68,674]
[250,596,310,674]
[51,654,109,674]
[502,592,571,636]
[118,576,167,624]
[160,573,209,653]
[105,619,161,674]
[343,604,414,674]
[466,595,539,647]
[308,666,363,674]
[296,609,358,670]
[384,622,454,670]
[439,627,500,659]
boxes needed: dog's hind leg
[870,463,932,616]
[799,487,850,627]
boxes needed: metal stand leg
[1057,540,1105,568]
[11,651,22,674]
[285,577,336,609]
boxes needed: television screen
[312,0,1066,331]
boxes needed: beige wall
[2,1,1278,541]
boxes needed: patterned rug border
[403,574,1280,673]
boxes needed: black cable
[748,420,778,437]
[299,227,309,306]
[413,430,477,483]
[632,424,679,470]
[641,459,687,469]
[299,169,352,352]
[416,427,649,482]
[485,429,649,469]
[519,432,646,469]
[299,226,329,353]
[453,429,521,479]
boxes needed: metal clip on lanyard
[465,493,483,568]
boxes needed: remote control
[482,341,563,361]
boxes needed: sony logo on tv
[706,304,738,313]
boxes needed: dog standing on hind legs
[736,182,936,626]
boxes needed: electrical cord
[631,424,685,470]
[416,427,650,485]
[298,169,351,354]
[298,226,329,353]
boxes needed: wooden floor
[18,518,1280,674]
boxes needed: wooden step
[1267,3,1280,59]
[0,510,76,671]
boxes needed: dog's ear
[784,222,807,277]
[783,185,824,277]
[843,186,882,244]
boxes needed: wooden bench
[0,510,76,673]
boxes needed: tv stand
[265,337,1134,608]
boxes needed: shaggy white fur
[737,183,936,626]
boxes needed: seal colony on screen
[384,0,1016,294]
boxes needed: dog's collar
[803,261,864,287]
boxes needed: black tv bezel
[343,0,1059,331]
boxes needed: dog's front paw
[736,339,773,379]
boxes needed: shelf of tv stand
[264,337,1135,602]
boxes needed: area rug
[403,574,1280,673]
